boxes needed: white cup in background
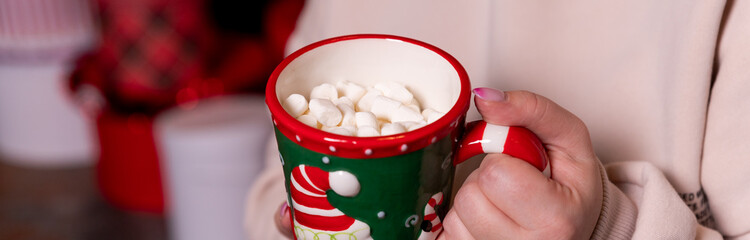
[155,95,271,240]
[0,0,97,167]
[0,64,96,167]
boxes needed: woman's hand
[274,88,603,239]
[439,88,603,240]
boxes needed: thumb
[472,88,601,191]
[472,88,595,161]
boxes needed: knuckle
[529,92,546,113]
[453,181,481,210]
[440,211,462,238]
[513,90,550,126]
[478,154,518,183]
[542,213,577,239]
[477,157,502,184]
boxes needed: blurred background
[0,0,303,239]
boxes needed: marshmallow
[310,83,338,101]
[405,104,420,113]
[340,113,356,127]
[290,80,435,137]
[342,125,356,133]
[396,121,427,131]
[337,101,356,127]
[406,98,421,112]
[309,99,342,127]
[391,104,424,123]
[356,88,382,112]
[407,122,427,131]
[374,82,414,104]
[336,81,367,103]
[322,126,354,136]
[333,97,355,109]
[355,112,378,128]
[297,114,319,128]
[378,118,389,126]
[356,126,380,137]
[282,93,308,118]
[370,95,402,121]
[380,122,406,136]
[422,108,444,124]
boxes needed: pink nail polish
[473,87,507,102]
[280,202,289,217]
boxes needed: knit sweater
[246,1,750,239]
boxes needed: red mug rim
[265,34,471,158]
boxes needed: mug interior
[275,38,461,114]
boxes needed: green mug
[265,34,549,240]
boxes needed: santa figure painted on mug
[287,162,446,240]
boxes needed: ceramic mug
[265,34,550,240]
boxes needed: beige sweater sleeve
[592,161,723,239]
[595,1,750,239]
[590,163,637,239]
[592,1,750,238]
[244,152,725,240]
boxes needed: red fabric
[95,0,211,111]
[264,0,305,57]
[96,111,164,213]
[70,0,305,113]
[67,0,306,214]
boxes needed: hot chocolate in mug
[265,34,549,240]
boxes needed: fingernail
[473,87,507,102]
[280,202,289,217]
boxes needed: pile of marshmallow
[282,81,444,137]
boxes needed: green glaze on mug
[265,34,548,240]
[276,127,455,239]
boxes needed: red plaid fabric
[69,0,304,113]
[64,0,305,214]
[92,0,216,113]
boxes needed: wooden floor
[0,159,167,240]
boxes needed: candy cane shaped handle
[456,120,550,177]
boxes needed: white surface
[155,95,271,240]
[0,64,96,167]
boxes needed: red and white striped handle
[456,120,550,177]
